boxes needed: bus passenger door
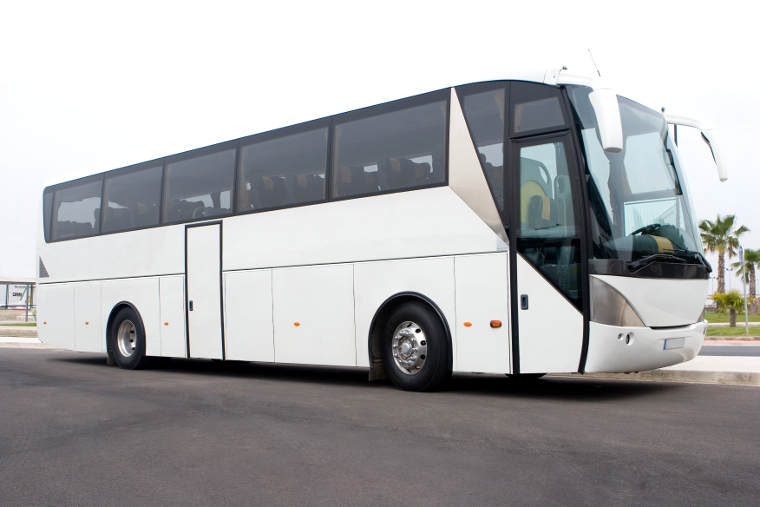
[511,134,584,373]
[186,222,224,359]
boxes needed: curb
[549,370,760,386]
[0,342,63,349]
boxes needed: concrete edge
[548,370,760,386]
[0,342,63,349]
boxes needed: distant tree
[699,215,749,294]
[712,290,745,327]
[731,248,760,299]
[732,248,760,314]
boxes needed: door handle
[520,294,529,310]
[189,300,194,311]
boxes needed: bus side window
[102,163,162,234]
[163,146,236,224]
[237,126,328,213]
[459,85,506,212]
[331,97,447,199]
[51,177,103,241]
[509,82,568,137]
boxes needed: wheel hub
[117,320,137,358]
[391,321,428,375]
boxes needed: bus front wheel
[382,302,451,392]
[109,307,150,370]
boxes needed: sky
[1,0,759,286]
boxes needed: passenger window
[51,177,103,241]
[163,147,236,223]
[519,142,576,236]
[43,187,54,242]
[510,82,567,136]
[103,164,163,233]
[332,98,447,199]
[237,126,328,212]
[460,87,506,211]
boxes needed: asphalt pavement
[700,345,760,356]
[1,348,759,507]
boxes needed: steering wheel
[192,206,208,219]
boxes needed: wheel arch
[367,292,452,380]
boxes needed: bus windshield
[567,86,705,271]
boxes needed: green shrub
[712,290,745,314]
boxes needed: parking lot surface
[700,344,760,356]
[1,348,758,507]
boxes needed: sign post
[741,246,749,335]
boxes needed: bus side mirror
[589,88,624,153]
[664,114,728,182]
[700,129,728,182]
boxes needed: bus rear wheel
[382,302,451,392]
[109,307,150,370]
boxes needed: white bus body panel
[159,276,187,357]
[272,264,355,366]
[224,269,274,362]
[594,275,707,327]
[585,321,705,373]
[101,278,161,356]
[454,253,511,374]
[223,187,500,272]
[354,257,456,369]
[75,282,103,353]
[37,283,75,349]
[517,255,583,373]
[39,188,502,284]
[186,225,224,360]
[38,225,185,284]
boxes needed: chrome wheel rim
[117,320,137,358]
[391,321,428,375]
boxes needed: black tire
[109,306,150,370]
[382,302,451,392]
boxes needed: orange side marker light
[43,322,47,325]
[490,320,502,328]
[294,322,300,327]
[85,322,89,325]
[463,322,472,327]
[164,322,169,326]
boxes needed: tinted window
[43,187,54,242]
[51,177,103,241]
[510,82,567,136]
[332,97,447,199]
[163,147,236,223]
[103,163,163,233]
[460,87,506,211]
[516,137,581,306]
[519,142,576,236]
[237,126,328,212]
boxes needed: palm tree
[732,248,760,314]
[699,215,749,294]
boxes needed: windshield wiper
[628,253,686,273]
[664,248,713,273]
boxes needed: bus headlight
[590,277,645,327]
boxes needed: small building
[1,277,36,310]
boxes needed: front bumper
[584,321,706,373]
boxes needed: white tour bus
[36,68,724,391]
